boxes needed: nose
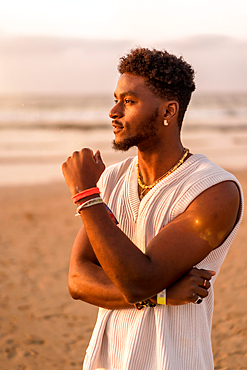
[109,102,123,119]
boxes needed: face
[109,73,164,151]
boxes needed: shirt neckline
[127,153,207,219]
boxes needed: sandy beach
[0,170,246,370]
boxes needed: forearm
[70,258,213,309]
[69,223,213,309]
[80,204,161,303]
[69,222,198,310]
[69,260,133,309]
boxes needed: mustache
[112,120,124,128]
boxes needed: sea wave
[0,92,246,132]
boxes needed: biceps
[145,181,240,286]
[146,216,212,285]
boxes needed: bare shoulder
[185,180,240,248]
[188,180,240,215]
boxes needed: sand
[0,171,246,370]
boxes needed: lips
[112,120,124,133]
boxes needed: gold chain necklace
[137,148,190,200]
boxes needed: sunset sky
[0,0,246,94]
[1,0,246,41]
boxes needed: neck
[137,140,186,186]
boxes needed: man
[62,48,243,370]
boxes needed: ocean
[0,93,246,186]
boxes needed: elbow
[68,275,83,300]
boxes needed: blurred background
[0,1,246,369]
[0,0,247,185]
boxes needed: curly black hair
[118,47,196,129]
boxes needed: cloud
[157,35,247,92]
[0,35,246,94]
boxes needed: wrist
[70,183,97,196]
[75,197,104,216]
[72,187,100,203]
[75,194,99,205]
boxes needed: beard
[112,108,159,152]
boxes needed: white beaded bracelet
[75,197,103,216]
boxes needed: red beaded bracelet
[72,187,100,204]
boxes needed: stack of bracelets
[72,187,118,224]
[72,187,166,308]
[135,289,167,310]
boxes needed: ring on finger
[195,295,203,304]
[203,279,207,287]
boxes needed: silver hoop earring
[164,119,168,126]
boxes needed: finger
[71,150,79,158]
[189,290,206,303]
[80,148,94,159]
[189,288,208,303]
[199,277,211,289]
[195,269,215,280]
[195,286,209,298]
[208,270,216,276]
[95,150,103,164]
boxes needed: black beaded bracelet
[134,300,156,310]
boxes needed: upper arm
[145,180,240,291]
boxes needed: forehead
[114,73,151,97]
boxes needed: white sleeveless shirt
[83,154,244,370]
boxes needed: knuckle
[200,269,207,275]
[81,148,92,155]
[62,161,68,170]
[190,268,201,278]
[192,267,200,274]
[190,276,197,283]
[189,290,196,300]
[188,270,194,277]
[72,150,79,157]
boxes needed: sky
[1,0,246,42]
[0,0,246,94]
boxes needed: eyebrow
[114,91,139,99]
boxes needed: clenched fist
[62,148,105,196]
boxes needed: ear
[163,101,179,123]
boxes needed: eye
[124,98,133,104]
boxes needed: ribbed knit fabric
[83,154,244,370]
